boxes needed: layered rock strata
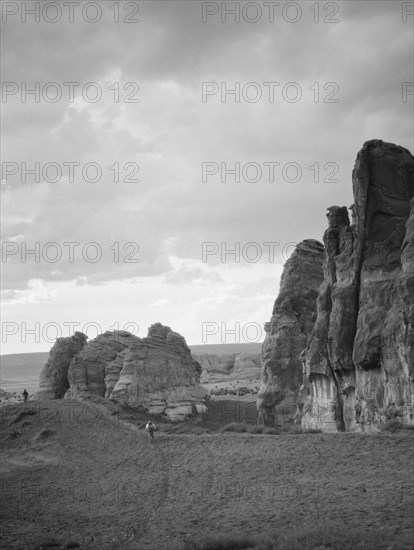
[38,323,208,421]
[257,240,325,425]
[302,140,414,432]
[195,353,261,383]
[36,332,88,399]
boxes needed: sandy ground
[1,399,413,550]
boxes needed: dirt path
[1,400,413,550]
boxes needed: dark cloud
[1,0,413,338]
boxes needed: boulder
[257,239,325,425]
[302,140,414,432]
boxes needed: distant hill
[0,352,48,394]
[189,343,262,355]
[0,352,49,373]
[0,344,262,394]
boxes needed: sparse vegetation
[246,425,264,434]
[157,423,213,435]
[221,422,248,433]
[8,408,37,426]
[221,423,281,435]
[380,419,405,433]
[1,399,413,550]
[380,419,414,433]
[180,535,260,549]
[263,427,279,435]
[176,523,407,550]
[210,387,258,397]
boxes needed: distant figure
[23,389,28,403]
[145,420,156,443]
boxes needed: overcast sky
[1,0,413,354]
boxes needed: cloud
[1,0,413,351]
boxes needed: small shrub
[283,425,303,434]
[247,425,264,434]
[120,413,137,422]
[263,427,279,435]
[381,419,405,433]
[221,423,248,433]
[192,427,213,435]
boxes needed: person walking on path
[22,389,28,403]
[145,420,156,443]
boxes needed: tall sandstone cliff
[302,140,414,432]
[37,323,208,421]
[257,240,325,425]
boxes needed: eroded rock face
[110,324,207,421]
[36,332,88,399]
[195,353,261,383]
[257,239,325,425]
[302,140,414,432]
[40,323,208,421]
[194,354,237,379]
[66,330,139,398]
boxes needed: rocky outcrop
[257,239,325,425]
[302,140,414,432]
[233,353,262,379]
[40,323,208,421]
[66,330,139,398]
[110,323,207,420]
[36,332,88,399]
[195,354,238,378]
[195,353,261,383]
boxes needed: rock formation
[108,323,207,420]
[66,330,139,398]
[36,332,88,399]
[257,239,325,425]
[195,353,261,383]
[38,323,208,421]
[195,354,239,378]
[302,140,414,432]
